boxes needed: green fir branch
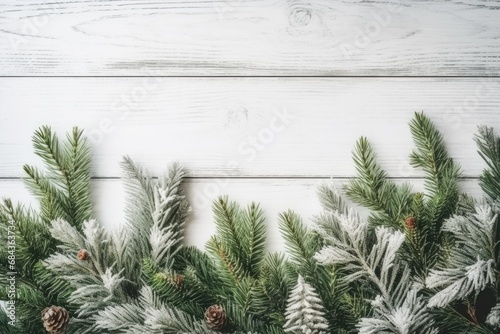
[476,125,500,201]
[345,136,413,228]
[23,126,93,229]
[239,203,266,278]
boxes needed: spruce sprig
[476,125,500,201]
[279,209,360,333]
[345,137,413,228]
[345,112,462,276]
[1,126,92,334]
[23,126,92,229]
[409,112,461,198]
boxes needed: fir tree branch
[278,211,318,272]
[64,127,93,228]
[280,210,355,332]
[23,164,72,223]
[23,126,93,229]
[121,156,156,258]
[239,203,266,278]
[475,125,500,201]
[345,137,413,228]
[31,126,68,188]
[409,112,461,236]
[317,183,348,214]
[260,253,295,325]
[315,204,437,333]
[409,112,461,197]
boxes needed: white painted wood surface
[1,1,499,250]
[1,78,499,178]
[1,0,500,75]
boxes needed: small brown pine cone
[77,249,89,261]
[405,216,416,230]
[41,305,70,333]
[172,274,185,289]
[204,305,227,330]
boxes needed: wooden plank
[1,78,499,178]
[1,0,500,76]
[0,178,485,251]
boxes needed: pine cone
[405,216,416,230]
[41,306,69,333]
[77,249,89,261]
[172,274,185,289]
[204,305,227,330]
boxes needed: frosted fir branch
[50,218,86,250]
[93,303,143,332]
[46,218,141,303]
[95,286,219,334]
[109,225,135,276]
[48,219,117,277]
[69,268,128,316]
[149,188,185,270]
[121,156,157,260]
[284,275,329,334]
[358,288,438,334]
[486,304,500,329]
[314,199,438,333]
[427,258,495,308]
[442,204,497,259]
[313,208,369,257]
[82,219,112,275]
[44,252,101,285]
[314,209,406,307]
[149,223,180,269]
[144,304,216,334]
[369,227,406,303]
[100,268,128,301]
[158,162,186,205]
[69,284,118,317]
[121,156,155,213]
[316,183,348,214]
[314,245,358,266]
[426,203,498,308]
[152,189,177,228]
[93,286,154,333]
[139,286,217,334]
[138,285,161,309]
[121,157,188,267]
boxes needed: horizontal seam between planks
[0,76,500,79]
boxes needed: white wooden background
[1,0,500,251]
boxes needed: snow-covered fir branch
[94,286,218,334]
[314,203,437,333]
[426,204,497,308]
[284,275,329,334]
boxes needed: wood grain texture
[1,77,499,177]
[1,0,500,76]
[0,178,485,250]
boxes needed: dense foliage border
[2,112,500,334]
